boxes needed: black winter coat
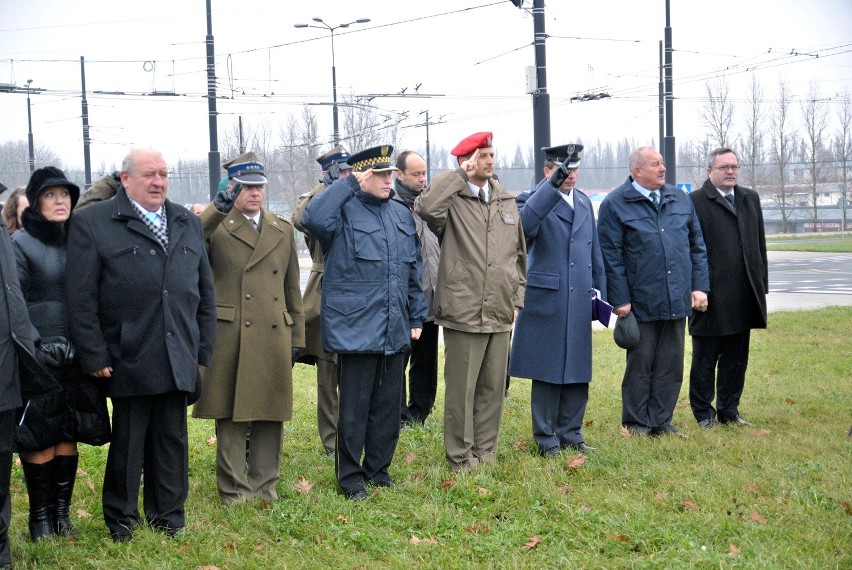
[688,180,768,336]
[66,189,217,398]
[12,210,111,446]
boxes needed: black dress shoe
[651,424,687,439]
[370,477,393,488]
[698,418,718,429]
[345,489,369,501]
[562,442,596,453]
[540,446,561,458]
[719,415,749,426]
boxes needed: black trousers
[689,331,751,422]
[336,353,404,496]
[103,392,188,539]
[621,319,685,433]
[531,381,589,452]
[0,410,14,567]
[400,321,439,424]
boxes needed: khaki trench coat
[414,168,526,333]
[192,205,305,422]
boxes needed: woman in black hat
[11,166,110,540]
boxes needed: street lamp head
[312,17,324,23]
[27,79,33,86]
[294,23,309,28]
[356,19,371,24]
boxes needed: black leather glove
[40,336,76,368]
[549,163,571,189]
[213,182,243,213]
[322,162,342,188]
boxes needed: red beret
[451,131,493,157]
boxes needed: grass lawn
[766,234,852,253]
[9,308,852,569]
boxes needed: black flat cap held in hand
[614,312,640,350]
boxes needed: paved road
[298,250,852,313]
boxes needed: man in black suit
[689,147,768,428]
[67,149,217,541]
[0,204,41,567]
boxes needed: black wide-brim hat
[25,166,80,210]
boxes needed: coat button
[274,296,279,301]
[245,294,252,299]
[150,249,157,255]
[245,321,251,327]
[166,332,173,339]
[272,324,278,328]
[163,290,169,296]
[273,269,279,274]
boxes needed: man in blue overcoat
[510,144,606,456]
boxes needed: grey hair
[628,146,656,173]
[707,147,738,168]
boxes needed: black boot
[52,455,78,537]
[21,459,54,541]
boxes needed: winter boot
[52,455,79,537]
[21,459,54,541]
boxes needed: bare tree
[276,106,321,215]
[740,73,766,191]
[700,78,735,148]
[0,141,63,190]
[677,137,713,189]
[770,78,795,233]
[340,95,401,153]
[834,89,852,233]
[800,82,829,225]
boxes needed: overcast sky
[1,0,851,172]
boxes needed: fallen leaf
[293,477,313,494]
[841,500,852,516]
[578,505,592,512]
[743,483,761,494]
[77,467,88,476]
[440,478,456,489]
[681,499,698,510]
[784,397,795,405]
[566,454,589,469]
[225,543,236,554]
[749,508,767,524]
[176,544,190,554]
[653,492,670,501]
[336,515,348,523]
[254,543,264,551]
[619,425,631,438]
[476,486,490,496]
[410,535,438,545]
[522,536,541,549]
[258,499,269,510]
[557,485,574,494]
[85,478,95,493]
[465,524,490,533]
[754,429,772,437]
[196,566,220,570]
[14,458,21,467]
[75,508,91,518]
[728,543,741,558]
[314,535,321,545]
[404,451,417,464]
[615,534,630,543]
[410,474,425,483]
[584,420,594,427]
[512,440,529,451]
[207,436,217,446]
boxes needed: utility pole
[531,0,550,176]
[206,0,220,200]
[26,79,35,174]
[80,56,92,188]
[663,0,676,185]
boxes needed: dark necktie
[649,191,659,209]
[724,193,735,210]
[250,218,259,231]
[478,188,487,204]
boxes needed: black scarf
[393,178,419,210]
[20,207,67,247]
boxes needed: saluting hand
[461,149,479,177]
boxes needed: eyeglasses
[711,165,740,171]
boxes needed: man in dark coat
[689,147,767,428]
[510,144,606,456]
[597,146,709,437]
[0,211,40,568]
[302,145,427,500]
[66,149,217,541]
[392,150,440,426]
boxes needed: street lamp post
[26,79,35,174]
[294,17,370,146]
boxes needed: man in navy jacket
[302,145,426,500]
[597,146,709,437]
